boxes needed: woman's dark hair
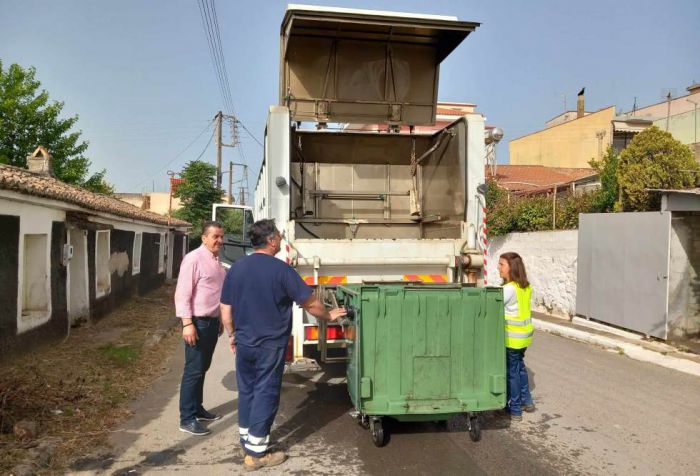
[248,219,279,248]
[499,252,530,289]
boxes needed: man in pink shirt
[175,221,227,436]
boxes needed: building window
[132,232,142,275]
[22,234,50,320]
[95,230,111,298]
[158,232,166,274]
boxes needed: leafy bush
[513,196,552,232]
[486,178,598,237]
[589,146,619,212]
[617,126,699,211]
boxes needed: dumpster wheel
[370,417,386,447]
[358,414,370,430]
[468,413,481,442]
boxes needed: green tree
[486,178,516,236]
[588,146,620,212]
[172,160,223,241]
[617,126,699,211]
[513,196,552,232]
[0,61,113,193]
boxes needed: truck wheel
[370,418,385,447]
[469,415,481,442]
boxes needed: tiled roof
[0,164,190,228]
[488,165,598,192]
[648,188,700,195]
[435,107,477,116]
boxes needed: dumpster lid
[280,5,480,125]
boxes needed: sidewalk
[532,312,700,378]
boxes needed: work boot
[243,450,287,472]
[522,403,536,413]
[510,414,523,422]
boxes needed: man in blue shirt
[220,219,345,472]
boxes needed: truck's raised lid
[280,5,479,126]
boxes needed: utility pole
[215,110,223,189]
[228,161,233,204]
[167,170,176,227]
[239,163,249,205]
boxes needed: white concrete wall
[486,230,579,317]
[0,199,65,333]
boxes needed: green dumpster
[335,284,506,446]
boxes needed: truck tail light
[304,325,345,341]
[305,326,319,341]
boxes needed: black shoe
[196,408,222,422]
[179,420,211,436]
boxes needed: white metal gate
[576,212,671,339]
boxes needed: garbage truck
[253,5,488,367]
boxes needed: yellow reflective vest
[504,282,534,349]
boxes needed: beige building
[621,83,700,160]
[115,192,181,216]
[511,84,700,168]
[510,105,615,168]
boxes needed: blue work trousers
[236,343,286,457]
[179,317,220,425]
[506,347,533,417]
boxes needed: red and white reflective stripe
[302,276,347,285]
[482,206,489,285]
[403,274,449,283]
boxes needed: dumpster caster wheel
[359,415,370,429]
[468,414,481,442]
[370,418,385,447]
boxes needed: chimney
[26,146,53,175]
[577,88,585,119]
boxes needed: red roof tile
[487,165,598,192]
[0,164,190,228]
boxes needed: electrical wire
[197,0,235,115]
[132,120,214,190]
[196,0,265,152]
[192,127,216,162]
[237,119,263,148]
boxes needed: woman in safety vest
[498,252,535,421]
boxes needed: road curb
[533,318,700,378]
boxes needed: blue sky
[1,0,699,192]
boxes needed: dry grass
[0,283,181,474]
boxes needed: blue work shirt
[220,253,313,349]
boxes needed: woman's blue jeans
[506,347,533,416]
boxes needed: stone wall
[668,214,700,339]
[486,230,579,317]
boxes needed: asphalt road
[73,331,700,475]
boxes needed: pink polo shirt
[175,245,226,318]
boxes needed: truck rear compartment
[289,122,467,240]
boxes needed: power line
[210,0,236,114]
[237,119,263,147]
[197,0,229,112]
[192,127,216,162]
[132,120,214,190]
[197,0,235,115]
